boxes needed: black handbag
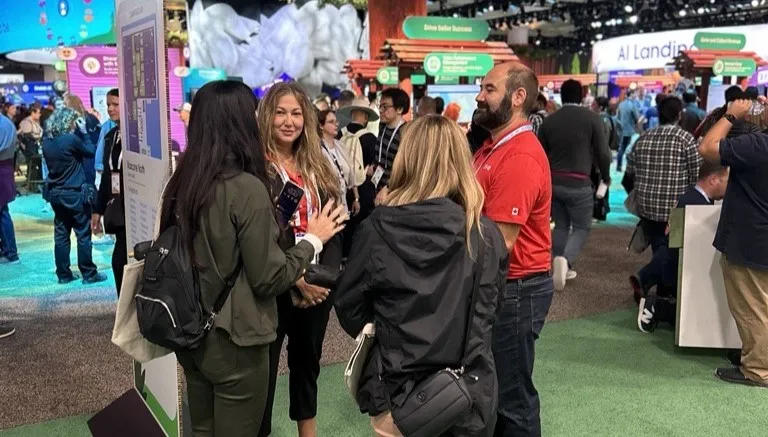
[103,196,125,234]
[391,239,485,437]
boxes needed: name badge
[295,232,319,264]
[111,173,121,195]
[371,166,385,187]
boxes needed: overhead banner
[402,16,489,41]
[117,0,178,435]
[423,53,494,77]
[592,24,768,72]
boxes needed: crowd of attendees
[2,64,767,437]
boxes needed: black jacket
[43,132,95,192]
[335,198,509,437]
[95,126,122,216]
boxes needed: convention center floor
[1,176,765,436]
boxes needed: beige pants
[720,256,768,383]
[371,412,403,437]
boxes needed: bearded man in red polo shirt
[473,62,553,437]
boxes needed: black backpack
[135,225,242,351]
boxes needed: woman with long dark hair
[257,82,345,437]
[161,80,344,437]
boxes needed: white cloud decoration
[189,0,369,97]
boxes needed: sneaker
[630,275,645,305]
[715,367,768,388]
[58,274,80,284]
[566,270,578,281]
[83,272,108,284]
[0,255,20,264]
[553,256,568,291]
[0,324,15,339]
[637,295,658,333]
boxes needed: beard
[474,95,513,131]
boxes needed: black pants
[258,291,333,436]
[637,217,669,291]
[113,228,128,295]
[177,329,270,437]
[51,191,98,281]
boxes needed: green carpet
[4,310,766,437]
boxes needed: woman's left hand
[296,277,329,306]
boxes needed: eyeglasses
[326,119,339,125]
[379,104,394,111]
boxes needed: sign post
[712,58,757,76]
[117,0,180,435]
[402,16,490,41]
[694,32,746,51]
[376,66,399,85]
[423,53,494,77]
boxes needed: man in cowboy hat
[337,96,379,256]
[173,102,192,128]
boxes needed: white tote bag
[111,190,172,363]
[344,323,376,401]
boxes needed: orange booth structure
[343,59,387,95]
[378,38,519,68]
[537,74,597,89]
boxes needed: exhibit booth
[592,24,768,100]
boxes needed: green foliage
[318,0,368,9]
[571,54,581,74]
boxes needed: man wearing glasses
[372,88,410,205]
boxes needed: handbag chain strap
[456,231,485,375]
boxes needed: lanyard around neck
[378,119,404,168]
[322,140,343,175]
[474,124,533,175]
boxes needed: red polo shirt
[473,122,552,279]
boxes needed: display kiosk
[668,205,741,349]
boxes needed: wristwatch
[723,113,737,124]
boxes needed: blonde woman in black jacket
[335,115,509,437]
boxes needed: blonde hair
[65,94,87,116]
[258,82,341,203]
[385,115,485,255]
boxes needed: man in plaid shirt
[627,96,702,298]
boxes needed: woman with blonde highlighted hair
[335,115,509,437]
[257,81,346,437]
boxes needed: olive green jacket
[194,172,315,346]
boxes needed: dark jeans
[51,191,98,280]
[0,203,17,259]
[636,217,669,291]
[493,274,554,437]
[177,328,270,437]
[258,292,333,436]
[551,185,594,266]
[617,136,633,170]
[113,228,128,294]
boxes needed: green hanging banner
[694,32,747,51]
[423,53,494,77]
[411,74,427,85]
[376,67,399,85]
[712,58,756,76]
[402,16,490,41]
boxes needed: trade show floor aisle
[1,176,642,430]
[2,310,765,437]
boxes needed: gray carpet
[0,221,647,430]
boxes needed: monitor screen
[0,0,116,54]
[426,85,480,124]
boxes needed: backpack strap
[205,258,244,330]
[459,231,485,371]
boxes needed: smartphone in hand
[276,180,304,227]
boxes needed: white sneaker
[566,270,577,281]
[553,256,568,291]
